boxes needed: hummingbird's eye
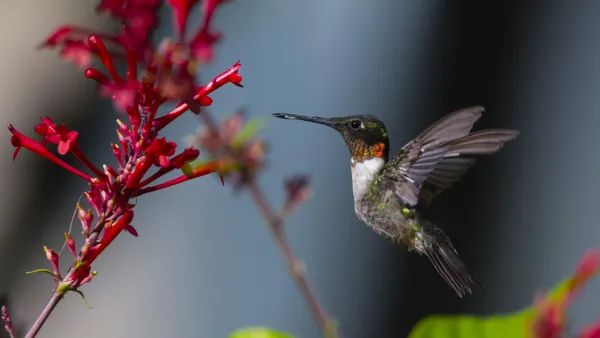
[349,120,361,130]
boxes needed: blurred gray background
[1,1,599,337]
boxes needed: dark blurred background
[1,1,599,337]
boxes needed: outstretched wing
[418,129,519,207]
[382,106,485,207]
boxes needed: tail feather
[419,228,485,297]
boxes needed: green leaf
[229,327,295,338]
[407,254,600,338]
[70,289,93,309]
[408,309,535,338]
[25,269,55,276]
[231,117,268,149]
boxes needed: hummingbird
[272,107,519,297]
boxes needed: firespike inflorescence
[8,0,240,300]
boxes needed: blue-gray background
[1,1,599,337]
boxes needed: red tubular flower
[153,61,242,130]
[78,270,97,287]
[531,249,600,338]
[579,321,600,338]
[34,117,79,155]
[148,137,177,168]
[48,125,78,155]
[188,0,230,63]
[88,35,122,83]
[171,148,200,168]
[66,264,92,287]
[9,125,93,182]
[40,26,118,69]
[135,160,224,195]
[138,147,200,187]
[34,116,56,136]
[85,210,134,266]
[100,80,140,113]
[125,225,139,237]
[40,26,76,47]
[13,3,242,329]
[33,117,107,180]
[125,156,155,189]
[60,41,92,69]
[167,0,200,39]
[571,250,600,290]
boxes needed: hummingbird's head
[272,113,389,163]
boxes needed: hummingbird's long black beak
[272,113,337,128]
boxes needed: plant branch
[24,292,63,338]
[247,182,338,338]
[195,107,338,337]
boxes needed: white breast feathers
[350,157,385,204]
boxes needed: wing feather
[419,129,519,206]
[382,107,518,207]
[382,107,485,206]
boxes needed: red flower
[11,2,242,330]
[49,126,78,155]
[60,41,92,69]
[531,250,600,338]
[167,0,200,38]
[572,250,600,289]
[171,148,200,169]
[148,138,177,168]
[33,116,56,136]
[99,80,139,113]
[579,321,600,338]
[34,117,79,154]
[188,0,229,62]
[9,125,93,182]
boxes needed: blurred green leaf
[231,117,268,149]
[408,250,600,338]
[181,162,194,177]
[408,309,534,338]
[229,327,295,338]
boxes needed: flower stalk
[5,1,338,337]
[185,108,339,337]
[8,1,243,337]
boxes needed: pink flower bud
[64,233,77,260]
[79,270,98,286]
[43,246,60,277]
